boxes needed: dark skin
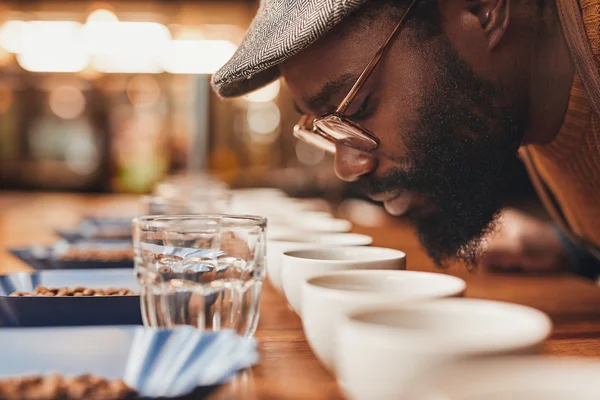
[279,0,574,267]
[283,0,573,178]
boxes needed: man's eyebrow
[303,73,360,113]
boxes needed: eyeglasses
[293,0,418,154]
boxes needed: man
[212,0,600,277]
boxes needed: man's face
[280,6,526,267]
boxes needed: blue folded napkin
[124,326,258,398]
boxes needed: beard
[357,38,526,269]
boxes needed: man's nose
[333,143,377,182]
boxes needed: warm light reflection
[92,55,162,74]
[244,80,281,103]
[49,85,87,120]
[247,102,281,144]
[161,40,237,74]
[126,75,161,107]
[17,21,89,73]
[84,21,170,73]
[0,20,27,53]
[3,17,241,75]
[295,140,326,166]
[86,9,119,23]
[83,21,170,54]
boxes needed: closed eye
[348,95,372,120]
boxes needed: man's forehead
[280,31,373,113]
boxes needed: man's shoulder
[559,0,600,114]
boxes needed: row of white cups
[230,187,600,400]
[151,177,600,399]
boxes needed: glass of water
[140,192,232,215]
[133,214,267,337]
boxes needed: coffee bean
[0,375,137,400]
[10,287,138,297]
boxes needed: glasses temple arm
[336,0,419,114]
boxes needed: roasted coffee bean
[0,375,137,400]
[158,266,173,274]
[10,287,138,297]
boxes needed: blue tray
[56,230,132,242]
[57,218,133,242]
[10,248,134,270]
[0,269,142,327]
[0,326,226,399]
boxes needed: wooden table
[2,192,600,400]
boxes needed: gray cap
[212,0,367,98]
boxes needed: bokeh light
[0,20,27,53]
[86,9,118,23]
[84,21,170,74]
[161,39,237,74]
[17,21,88,73]
[244,80,280,103]
[126,75,161,108]
[49,85,87,120]
[246,102,281,136]
[295,140,326,166]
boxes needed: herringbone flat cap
[212,0,367,98]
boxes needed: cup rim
[341,298,552,354]
[268,232,372,245]
[304,270,465,298]
[283,246,405,263]
[132,213,267,228]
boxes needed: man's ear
[466,0,510,49]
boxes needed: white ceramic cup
[268,213,352,234]
[336,298,552,400]
[267,232,373,292]
[282,247,407,315]
[302,270,466,371]
[403,356,600,400]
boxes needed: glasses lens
[314,115,378,152]
[293,124,336,154]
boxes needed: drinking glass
[140,193,232,215]
[154,174,228,199]
[133,214,267,337]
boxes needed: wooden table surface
[2,192,600,400]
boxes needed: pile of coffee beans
[0,374,137,400]
[10,286,137,297]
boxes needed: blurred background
[0,0,536,206]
